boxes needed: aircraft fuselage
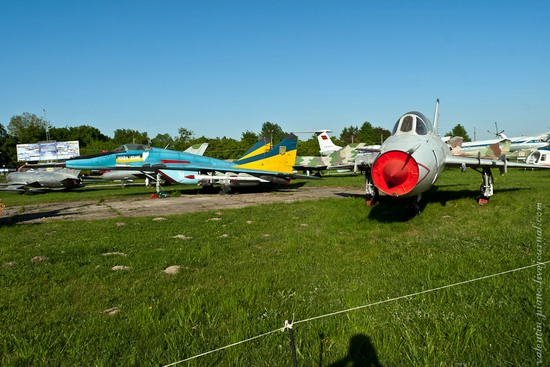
[367,111,448,199]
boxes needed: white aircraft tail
[184,143,209,156]
[316,130,342,156]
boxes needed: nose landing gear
[364,167,379,206]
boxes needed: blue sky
[1,0,549,141]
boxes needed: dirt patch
[1,186,363,224]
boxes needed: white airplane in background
[506,133,549,152]
[315,130,342,156]
[526,147,550,167]
[356,100,549,216]
[484,122,549,152]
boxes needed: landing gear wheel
[219,185,231,195]
[478,167,494,205]
[366,196,379,207]
[364,167,379,206]
[405,195,421,217]
[477,197,489,205]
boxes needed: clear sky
[1,0,549,141]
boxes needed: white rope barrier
[163,260,549,366]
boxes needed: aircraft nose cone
[372,150,419,196]
[382,159,409,189]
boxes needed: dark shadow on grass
[198,181,307,195]
[326,333,383,367]
[368,186,525,223]
[424,186,523,207]
[0,208,64,225]
[334,192,364,199]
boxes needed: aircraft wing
[293,164,328,171]
[0,181,45,192]
[445,155,550,170]
[163,162,319,179]
[0,183,27,192]
[289,173,321,180]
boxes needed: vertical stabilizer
[183,143,209,156]
[239,138,272,160]
[234,134,297,173]
[316,130,342,156]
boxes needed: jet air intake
[372,150,419,196]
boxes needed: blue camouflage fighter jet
[66,134,308,190]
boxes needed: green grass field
[1,169,548,366]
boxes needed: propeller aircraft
[357,100,549,215]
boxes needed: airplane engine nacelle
[228,181,260,187]
[371,150,419,197]
[261,176,291,185]
[371,146,441,198]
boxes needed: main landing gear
[405,194,422,217]
[477,167,494,205]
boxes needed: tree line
[0,112,395,166]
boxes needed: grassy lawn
[1,169,548,366]
[0,173,363,207]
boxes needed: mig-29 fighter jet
[66,134,309,192]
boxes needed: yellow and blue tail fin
[239,138,272,160]
[233,134,298,174]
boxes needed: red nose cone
[372,150,419,196]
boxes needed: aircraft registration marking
[116,154,144,163]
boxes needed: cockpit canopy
[111,144,151,153]
[391,112,433,136]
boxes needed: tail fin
[184,143,209,156]
[233,134,297,174]
[316,130,342,156]
[239,138,272,160]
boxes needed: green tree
[357,121,378,145]
[7,112,49,143]
[241,130,259,148]
[174,128,194,151]
[297,135,319,156]
[445,124,471,142]
[151,133,175,149]
[202,137,242,160]
[372,127,391,144]
[112,129,149,145]
[340,126,360,144]
[49,126,71,141]
[80,140,118,156]
[70,125,110,146]
[259,121,285,145]
[0,123,18,166]
[48,125,109,146]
